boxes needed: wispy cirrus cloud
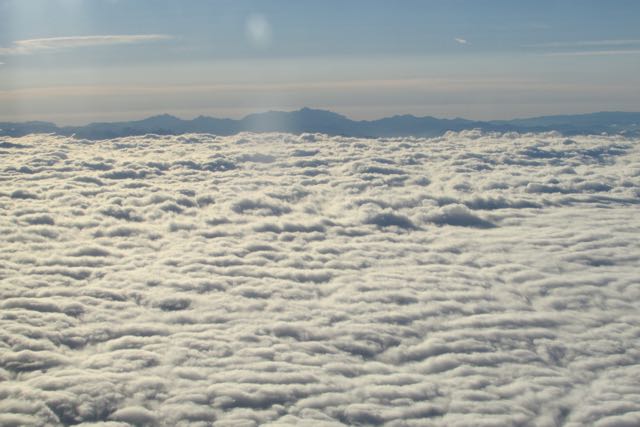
[544,49,640,57]
[527,39,640,57]
[528,39,640,48]
[0,34,173,55]
[454,38,468,45]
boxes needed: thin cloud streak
[0,78,608,100]
[0,34,173,55]
[454,38,468,45]
[528,39,640,48]
[544,49,640,57]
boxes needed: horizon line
[2,107,640,128]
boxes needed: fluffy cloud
[0,130,639,425]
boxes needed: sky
[1,0,640,124]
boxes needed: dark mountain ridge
[1,108,639,139]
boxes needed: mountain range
[1,108,639,140]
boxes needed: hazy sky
[1,0,640,124]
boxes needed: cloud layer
[1,130,639,426]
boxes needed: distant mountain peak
[2,109,639,139]
[140,113,182,122]
[303,107,349,117]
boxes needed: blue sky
[1,0,639,124]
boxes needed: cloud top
[0,130,638,425]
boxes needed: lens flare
[245,14,272,48]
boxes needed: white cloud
[454,37,468,45]
[0,130,639,425]
[0,34,173,55]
